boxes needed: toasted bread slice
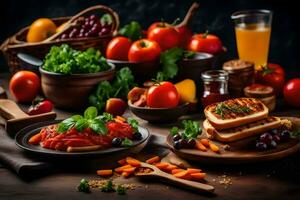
[203,116,281,142]
[204,98,268,130]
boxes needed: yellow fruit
[27,18,57,43]
[175,79,196,103]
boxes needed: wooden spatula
[135,162,215,193]
[0,99,56,136]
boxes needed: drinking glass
[231,10,272,70]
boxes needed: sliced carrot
[200,139,210,147]
[186,168,202,174]
[122,167,136,173]
[196,140,207,151]
[114,164,132,173]
[96,169,113,176]
[126,157,141,167]
[165,164,178,172]
[118,158,127,165]
[171,168,184,174]
[155,162,169,170]
[28,133,42,145]
[121,171,132,178]
[115,116,126,122]
[173,170,191,180]
[146,156,161,164]
[190,172,206,180]
[209,141,220,153]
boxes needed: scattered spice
[217,174,233,189]
[223,144,231,151]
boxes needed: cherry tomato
[128,39,161,62]
[9,71,40,102]
[176,25,193,48]
[28,99,53,115]
[147,23,179,51]
[106,36,132,61]
[147,82,180,108]
[283,78,300,107]
[255,63,285,96]
[187,32,223,54]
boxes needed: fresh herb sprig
[127,118,139,133]
[89,67,136,111]
[57,107,110,135]
[215,102,251,119]
[170,120,201,139]
[118,21,143,41]
[77,179,90,193]
[101,180,115,192]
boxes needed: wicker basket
[0,5,120,74]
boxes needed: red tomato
[28,99,53,115]
[128,39,161,62]
[147,82,180,108]
[255,63,285,96]
[187,33,223,54]
[9,71,40,102]
[106,36,132,61]
[283,78,300,107]
[147,22,171,33]
[176,25,193,48]
[147,23,179,51]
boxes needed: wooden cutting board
[166,117,300,164]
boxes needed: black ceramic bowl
[128,100,190,123]
[107,59,160,84]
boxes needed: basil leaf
[127,118,139,132]
[84,106,98,119]
[72,115,83,121]
[57,118,76,133]
[75,118,89,132]
[97,112,114,122]
[89,119,108,135]
[121,138,133,147]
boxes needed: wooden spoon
[0,99,56,136]
[135,162,214,193]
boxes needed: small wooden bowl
[128,100,190,123]
[107,59,160,84]
[40,64,115,110]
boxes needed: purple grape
[178,139,188,148]
[173,134,181,141]
[174,141,181,150]
[279,130,290,141]
[80,28,86,34]
[259,133,273,145]
[99,28,110,36]
[269,129,279,135]
[78,33,85,38]
[269,140,277,149]
[61,33,68,39]
[84,21,91,27]
[256,142,267,151]
[89,20,96,26]
[84,32,92,37]
[89,14,97,20]
[84,17,89,22]
[273,135,281,143]
[187,139,196,148]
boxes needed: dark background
[0,0,299,78]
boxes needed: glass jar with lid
[201,70,230,108]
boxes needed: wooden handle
[157,170,214,193]
[43,5,120,42]
[0,99,28,119]
[177,2,200,27]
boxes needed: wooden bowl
[107,59,160,84]
[39,64,115,110]
[128,100,190,123]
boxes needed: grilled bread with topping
[204,98,268,130]
[203,116,281,142]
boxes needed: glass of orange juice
[231,10,273,70]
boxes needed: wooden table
[0,74,300,200]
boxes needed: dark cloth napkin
[0,125,169,179]
[0,126,54,178]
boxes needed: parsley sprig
[215,102,251,119]
[170,120,201,139]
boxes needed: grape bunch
[255,129,290,151]
[60,14,113,39]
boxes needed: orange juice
[235,23,271,69]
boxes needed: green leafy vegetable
[101,14,113,25]
[101,180,115,192]
[89,67,136,111]
[121,138,133,147]
[170,127,179,136]
[127,118,139,133]
[183,50,196,59]
[57,106,108,135]
[77,179,90,193]
[170,120,201,139]
[97,112,114,123]
[43,44,110,74]
[292,129,300,137]
[118,21,143,41]
[116,185,127,195]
